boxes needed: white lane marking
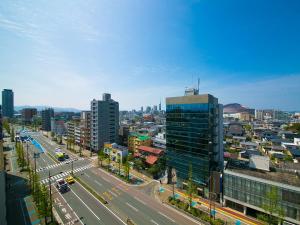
[70,189,102,221]
[95,180,102,186]
[134,196,146,205]
[56,186,84,225]
[159,212,175,223]
[151,219,159,225]
[41,157,46,163]
[85,174,90,178]
[108,190,118,197]
[75,182,127,225]
[126,202,138,212]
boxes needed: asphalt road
[26,132,125,225]
[79,167,201,225]
[27,132,202,225]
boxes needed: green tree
[98,149,106,167]
[117,155,121,176]
[3,119,10,134]
[123,157,131,181]
[107,150,111,171]
[285,123,300,134]
[283,154,293,162]
[261,186,285,225]
[11,126,15,142]
[16,142,26,170]
[39,185,51,224]
[187,164,196,210]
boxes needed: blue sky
[0,0,300,111]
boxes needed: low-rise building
[240,141,259,150]
[152,132,166,149]
[223,159,300,224]
[128,133,151,152]
[136,145,164,165]
[103,143,128,163]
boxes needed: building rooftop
[146,155,158,165]
[137,146,163,155]
[226,159,300,187]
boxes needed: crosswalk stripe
[39,164,93,184]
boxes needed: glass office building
[166,92,223,189]
[224,168,300,224]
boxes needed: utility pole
[71,160,74,176]
[48,170,53,222]
[34,153,37,174]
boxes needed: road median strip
[46,152,59,163]
[74,176,108,205]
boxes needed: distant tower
[159,100,162,111]
[2,89,14,118]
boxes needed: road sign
[211,209,216,216]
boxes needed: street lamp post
[71,160,74,176]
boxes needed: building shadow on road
[6,173,33,225]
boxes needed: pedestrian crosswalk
[39,164,93,184]
[36,158,85,172]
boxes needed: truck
[56,178,69,193]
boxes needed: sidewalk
[5,139,45,225]
[96,155,263,225]
[156,183,263,225]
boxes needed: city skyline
[1,0,300,111]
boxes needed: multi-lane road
[26,132,201,225]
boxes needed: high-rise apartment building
[90,93,119,151]
[166,89,223,191]
[2,89,14,118]
[41,108,54,131]
[80,111,91,150]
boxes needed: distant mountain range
[14,105,82,113]
[223,103,254,114]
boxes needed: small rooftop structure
[249,155,270,171]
